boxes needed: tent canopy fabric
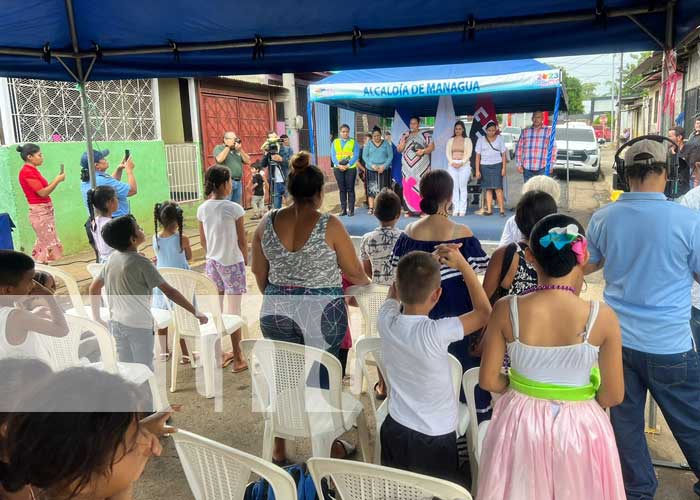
[308,60,568,116]
[0,1,698,82]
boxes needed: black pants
[392,180,410,213]
[334,168,357,213]
[381,414,458,482]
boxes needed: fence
[165,143,202,203]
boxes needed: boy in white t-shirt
[0,250,69,368]
[197,165,248,373]
[378,248,491,480]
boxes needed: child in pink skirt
[478,214,626,500]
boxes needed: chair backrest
[173,429,297,500]
[346,284,389,339]
[461,367,481,457]
[307,458,472,500]
[350,236,363,256]
[34,263,87,316]
[43,314,118,372]
[158,268,225,338]
[240,339,344,438]
[86,262,108,308]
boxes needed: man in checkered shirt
[515,111,557,182]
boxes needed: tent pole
[78,82,97,189]
[307,92,316,164]
[565,115,570,211]
[545,84,561,176]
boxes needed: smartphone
[59,163,64,174]
[123,149,131,162]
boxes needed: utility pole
[282,73,299,151]
[610,54,615,140]
[616,52,624,145]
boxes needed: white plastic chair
[461,367,490,496]
[158,268,244,398]
[33,264,88,317]
[307,458,473,500]
[346,284,389,394]
[45,314,167,410]
[355,337,469,465]
[85,263,172,330]
[173,429,297,500]
[350,235,363,256]
[240,339,369,462]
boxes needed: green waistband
[509,367,601,401]
[334,164,357,169]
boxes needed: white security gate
[165,144,202,203]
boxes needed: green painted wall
[1,141,171,256]
[158,79,185,145]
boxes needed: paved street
[51,144,697,499]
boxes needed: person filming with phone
[80,149,137,218]
[214,131,250,204]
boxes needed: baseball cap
[623,139,666,166]
[80,149,110,169]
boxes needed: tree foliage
[561,69,585,115]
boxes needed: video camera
[612,134,682,199]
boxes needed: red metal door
[199,90,273,209]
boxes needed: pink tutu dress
[477,296,626,500]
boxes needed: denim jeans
[692,307,700,350]
[111,321,155,371]
[272,181,286,209]
[229,179,242,204]
[610,346,700,499]
[522,168,545,182]
[333,167,357,213]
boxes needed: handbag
[468,243,518,357]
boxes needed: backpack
[243,463,330,500]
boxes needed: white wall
[687,50,700,91]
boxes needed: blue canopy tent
[0,0,697,184]
[307,59,568,173]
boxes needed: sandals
[373,381,387,401]
[482,210,493,216]
[368,208,374,215]
[332,439,357,459]
[500,211,506,217]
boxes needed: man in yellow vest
[332,124,360,216]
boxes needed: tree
[605,51,654,97]
[561,69,585,115]
[581,82,599,101]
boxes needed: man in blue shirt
[79,149,137,217]
[586,139,700,500]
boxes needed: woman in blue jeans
[252,151,370,465]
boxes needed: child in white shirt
[197,166,248,373]
[378,247,491,480]
[87,185,119,263]
[0,250,69,368]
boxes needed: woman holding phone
[16,143,65,263]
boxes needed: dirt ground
[51,145,698,499]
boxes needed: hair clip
[540,224,587,264]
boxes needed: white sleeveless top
[506,295,600,387]
[0,306,53,368]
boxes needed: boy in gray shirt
[89,215,206,369]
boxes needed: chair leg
[468,447,479,496]
[170,330,180,393]
[356,410,371,463]
[201,334,218,399]
[311,433,335,459]
[262,421,274,462]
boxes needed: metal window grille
[7,78,156,143]
[165,144,202,203]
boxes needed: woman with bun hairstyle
[252,151,370,464]
[16,144,65,263]
[477,213,625,500]
[389,169,490,407]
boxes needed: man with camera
[585,139,700,500]
[214,131,250,204]
[668,125,697,196]
[260,132,291,209]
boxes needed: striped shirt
[515,126,557,172]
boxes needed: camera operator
[585,139,700,500]
[668,126,697,196]
[260,132,289,209]
[214,131,250,204]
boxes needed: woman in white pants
[445,120,473,216]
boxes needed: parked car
[501,132,517,160]
[593,125,612,143]
[554,123,601,180]
[502,126,522,141]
